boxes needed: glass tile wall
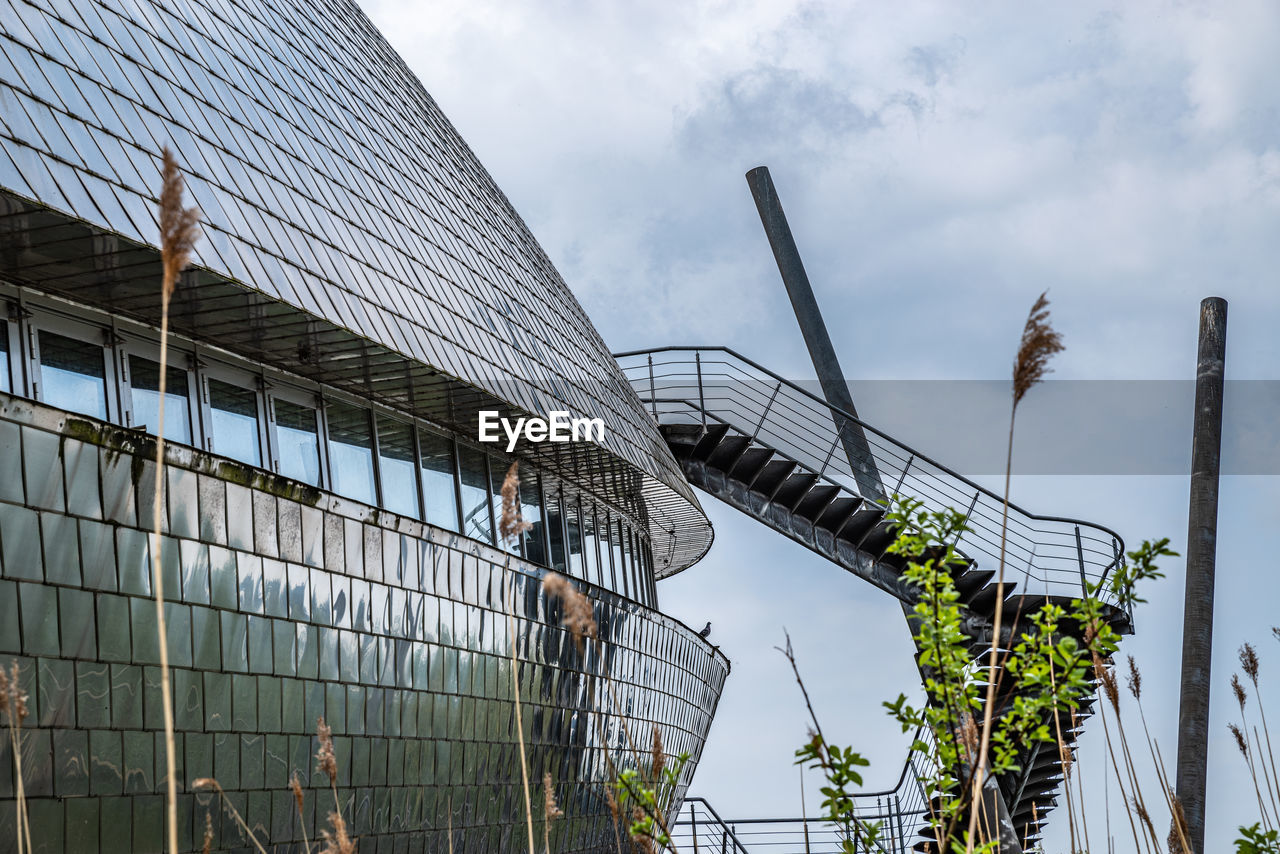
[0,307,657,606]
[0,400,728,853]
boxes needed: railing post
[1075,525,1089,598]
[691,802,699,854]
[695,351,707,431]
[892,454,914,496]
[752,380,783,439]
[647,353,658,420]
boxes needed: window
[581,503,604,588]
[565,498,584,580]
[419,430,460,532]
[129,354,192,444]
[490,457,518,555]
[609,517,626,596]
[458,445,493,544]
[208,378,262,467]
[620,523,634,599]
[545,487,567,573]
[376,414,419,518]
[0,323,10,393]
[273,397,321,486]
[519,467,546,566]
[326,400,376,505]
[37,329,108,419]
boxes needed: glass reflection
[129,355,192,444]
[38,330,107,419]
[457,445,492,544]
[376,414,419,518]
[209,378,261,467]
[519,466,545,566]
[274,397,321,486]
[581,503,604,588]
[490,458,517,555]
[546,488,566,573]
[565,497,584,580]
[327,400,376,505]
[419,430,460,532]
[0,326,9,392]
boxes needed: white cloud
[363,0,1280,846]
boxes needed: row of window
[0,300,657,606]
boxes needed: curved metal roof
[0,0,711,572]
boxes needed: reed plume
[0,663,31,854]
[290,771,310,853]
[543,772,563,854]
[543,572,598,654]
[156,146,200,854]
[970,291,1063,852]
[499,461,533,547]
[192,778,267,854]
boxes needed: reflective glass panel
[327,401,376,505]
[581,504,604,588]
[0,325,9,392]
[609,516,626,595]
[274,398,320,486]
[376,414,419,518]
[546,489,566,573]
[565,498,584,580]
[38,330,106,419]
[209,379,261,467]
[458,445,493,544]
[490,458,518,555]
[129,355,192,443]
[519,467,546,566]
[419,430,460,532]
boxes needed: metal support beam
[1175,296,1228,853]
[745,166,885,502]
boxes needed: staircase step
[730,446,775,485]
[968,581,1016,615]
[774,472,820,512]
[859,518,900,558]
[690,423,731,460]
[838,506,886,544]
[751,459,797,498]
[705,434,752,470]
[794,483,841,521]
[954,568,994,601]
[816,496,862,535]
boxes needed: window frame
[265,383,327,488]
[197,359,269,468]
[118,336,200,446]
[27,312,119,423]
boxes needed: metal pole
[745,166,884,502]
[1175,296,1228,853]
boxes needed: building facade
[0,0,727,850]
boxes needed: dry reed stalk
[290,771,310,853]
[156,146,200,854]
[1242,644,1280,820]
[192,778,268,854]
[1098,658,1161,853]
[507,592,537,854]
[315,716,357,851]
[447,795,454,854]
[1094,686,1146,854]
[1128,658,1193,854]
[1070,708,1095,854]
[967,291,1063,853]
[543,772,563,854]
[0,663,31,854]
[499,462,533,548]
[605,785,624,854]
[200,811,213,854]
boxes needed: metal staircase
[615,346,1132,851]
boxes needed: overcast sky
[363,1,1280,849]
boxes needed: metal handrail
[615,347,1129,618]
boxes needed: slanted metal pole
[745,166,885,503]
[1175,296,1228,853]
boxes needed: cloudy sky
[363,1,1280,848]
